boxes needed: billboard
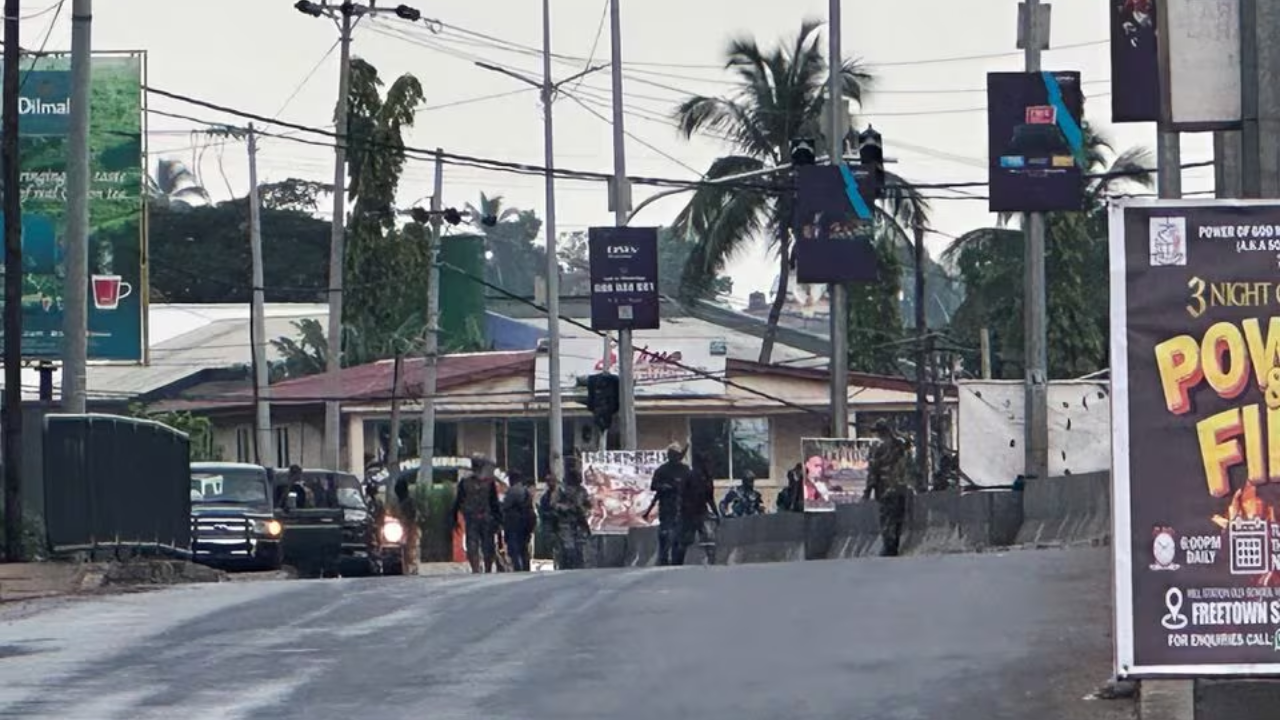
[588,226,659,331]
[1110,199,1280,677]
[1110,0,1160,123]
[986,71,1085,213]
[2,53,146,361]
[580,450,664,534]
[801,438,873,512]
[534,335,727,396]
[792,165,879,284]
[1157,0,1241,130]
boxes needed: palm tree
[465,192,520,230]
[944,121,1153,378]
[146,158,210,210]
[671,19,931,364]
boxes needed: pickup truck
[189,462,283,571]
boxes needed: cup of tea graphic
[91,274,132,310]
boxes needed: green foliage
[945,122,1153,379]
[128,403,221,461]
[669,20,929,363]
[465,193,547,297]
[847,235,906,374]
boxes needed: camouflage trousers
[402,522,421,574]
[557,526,588,570]
[878,487,908,557]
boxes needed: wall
[209,416,324,469]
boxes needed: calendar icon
[1230,518,1270,575]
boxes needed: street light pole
[827,0,849,439]
[1021,0,1049,483]
[609,0,637,450]
[62,0,92,413]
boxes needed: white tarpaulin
[958,379,1110,486]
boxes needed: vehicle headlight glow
[382,519,405,544]
[253,519,283,537]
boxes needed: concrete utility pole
[1238,0,1259,198]
[473,4,605,478]
[417,151,444,487]
[62,0,92,414]
[913,223,929,489]
[247,124,273,468]
[2,0,21,562]
[827,0,849,439]
[324,6,354,471]
[1021,0,1049,483]
[609,0,637,450]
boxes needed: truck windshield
[192,470,269,505]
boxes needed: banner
[535,336,727,396]
[3,53,146,361]
[588,226,659,331]
[1110,0,1160,123]
[792,165,879,284]
[1157,0,1241,130]
[1110,199,1280,677]
[986,71,1085,213]
[801,438,873,512]
[580,449,664,534]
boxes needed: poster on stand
[800,438,873,512]
[580,450,665,534]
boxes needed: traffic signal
[856,125,885,198]
[585,372,620,431]
[789,138,816,166]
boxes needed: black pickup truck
[270,468,405,577]
[189,462,283,571]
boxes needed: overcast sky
[23,0,1215,306]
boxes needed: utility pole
[1021,0,1049,483]
[386,352,403,485]
[247,124,273,468]
[979,327,992,379]
[417,151,444,486]
[541,0,564,479]
[1238,0,1258,198]
[2,0,22,561]
[609,0,636,449]
[827,0,849,439]
[913,223,929,490]
[323,7,354,471]
[62,0,91,414]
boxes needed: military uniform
[452,459,504,573]
[553,480,592,569]
[720,482,765,518]
[864,423,911,556]
[648,450,690,566]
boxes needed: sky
[21,0,1216,308]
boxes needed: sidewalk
[0,562,103,602]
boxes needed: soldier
[719,470,765,518]
[538,473,560,567]
[553,470,592,569]
[863,420,912,556]
[642,443,690,566]
[674,452,720,566]
[451,455,504,573]
[394,476,420,574]
[501,471,536,572]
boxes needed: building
[162,303,956,495]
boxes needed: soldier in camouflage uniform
[862,419,911,556]
[553,470,593,569]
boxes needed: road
[0,547,1130,720]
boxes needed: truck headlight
[253,519,283,538]
[382,519,405,544]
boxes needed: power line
[271,38,340,120]
[17,0,64,94]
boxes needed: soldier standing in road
[642,443,690,566]
[863,420,912,557]
[674,452,720,565]
[452,455,504,573]
[719,470,765,519]
[394,476,421,575]
[553,471,592,569]
[501,471,536,572]
[538,473,560,568]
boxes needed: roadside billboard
[588,226,660,331]
[1110,199,1280,677]
[2,52,146,361]
[986,71,1085,213]
[1110,0,1160,123]
[791,165,879,284]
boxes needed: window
[495,419,573,481]
[275,427,291,467]
[235,427,252,463]
[689,417,771,481]
[364,419,458,464]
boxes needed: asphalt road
[0,548,1131,720]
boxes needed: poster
[1110,0,1160,123]
[986,71,1085,213]
[801,438,873,512]
[588,226,659,331]
[791,165,879,285]
[580,449,664,534]
[1,53,146,361]
[1156,0,1241,130]
[1110,199,1280,677]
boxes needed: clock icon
[1153,530,1177,567]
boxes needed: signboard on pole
[588,226,659,331]
[580,450,664,533]
[800,437,873,512]
[1,52,146,361]
[986,71,1085,213]
[792,165,879,284]
[1157,0,1242,131]
[1110,0,1161,123]
[1110,198,1280,677]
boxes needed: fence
[43,414,191,554]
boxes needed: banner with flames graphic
[1111,199,1280,677]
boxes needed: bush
[0,509,48,562]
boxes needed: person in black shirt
[642,443,690,566]
[675,452,720,565]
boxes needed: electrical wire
[271,38,341,120]
[17,0,64,95]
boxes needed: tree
[465,193,546,297]
[945,121,1153,379]
[670,19,930,364]
[145,158,211,210]
[847,233,905,374]
[128,403,220,461]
